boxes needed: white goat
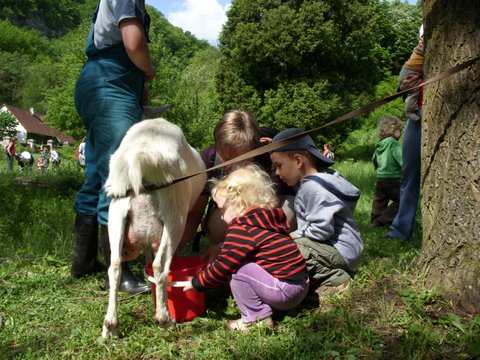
[101,118,206,338]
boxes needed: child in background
[183,164,309,332]
[49,145,61,167]
[322,143,335,160]
[76,136,86,169]
[400,25,424,121]
[371,116,404,228]
[37,145,49,172]
[270,128,363,300]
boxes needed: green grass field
[0,156,478,359]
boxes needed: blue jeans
[388,113,421,239]
[73,57,143,225]
[229,262,309,323]
[6,154,13,172]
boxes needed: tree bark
[418,0,480,313]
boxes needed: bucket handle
[144,273,190,287]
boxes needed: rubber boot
[101,225,149,295]
[71,213,106,278]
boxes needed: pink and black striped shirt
[192,206,308,291]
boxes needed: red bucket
[145,256,206,322]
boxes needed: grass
[0,156,479,359]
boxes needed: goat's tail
[126,148,163,196]
[103,147,147,198]
[105,145,178,198]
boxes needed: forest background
[0,0,422,157]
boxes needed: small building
[1,104,75,148]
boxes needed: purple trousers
[230,262,309,323]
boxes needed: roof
[2,104,75,144]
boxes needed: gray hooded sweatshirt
[292,170,364,270]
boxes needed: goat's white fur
[101,118,206,339]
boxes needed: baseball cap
[271,128,334,166]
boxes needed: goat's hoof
[155,314,174,328]
[102,321,119,339]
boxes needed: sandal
[226,317,274,333]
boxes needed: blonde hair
[210,164,277,218]
[214,110,261,154]
[378,116,404,139]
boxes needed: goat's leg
[152,242,173,326]
[102,198,130,339]
[153,214,185,325]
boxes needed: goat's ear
[142,105,171,120]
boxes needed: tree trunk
[418,0,480,313]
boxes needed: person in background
[371,116,403,228]
[17,149,34,170]
[322,143,335,160]
[270,128,363,301]
[177,109,296,257]
[71,0,155,294]
[5,137,16,172]
[387,25,424,241]
[75,136,86,169]
[37,144,50,172]
[49,146,61,167]
[183,165,309,332]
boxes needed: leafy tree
[0,0,83,37]
[0,20,50,56]
[168,48,223,149]
[42,20,92,139]
[147,7,212,111]
[148,7,210,61]
[0,111,17,139]
[217,0,421,146]
[0,20,51,105]
[0,51,28,105]
[375,0,423,74]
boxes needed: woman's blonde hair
[214,110,261,154]
[210,164,277,218]
[378,116,404,139]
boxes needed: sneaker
[386,231,409,241]
[315,279,351,299]
[226,317,274,333]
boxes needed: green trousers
[294,237,351,288]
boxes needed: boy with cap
[270,128,363,300]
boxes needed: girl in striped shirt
[183,164,309,332]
